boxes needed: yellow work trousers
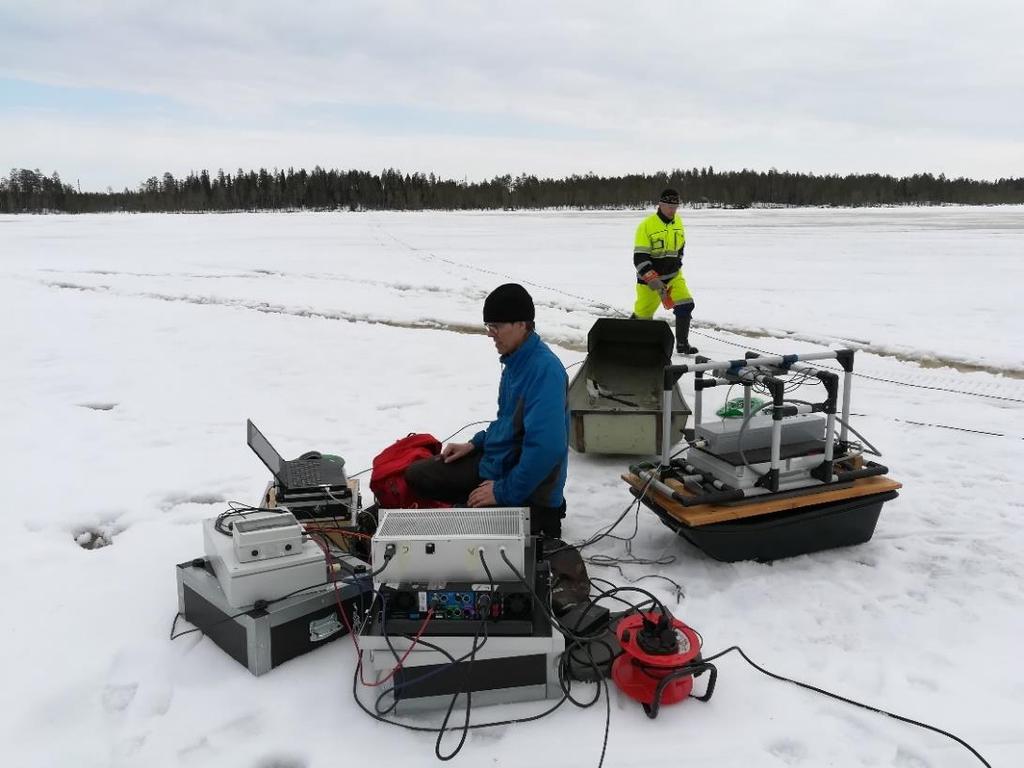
[633,273,693,319]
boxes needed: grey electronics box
[175,556,371,676]
[203,516,328,608]
[263,478,360,524]
[695,412,826,455]
[361,631,566,713]
[359,559,564,713]
[371,507,529,584]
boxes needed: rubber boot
[675,315,698,354]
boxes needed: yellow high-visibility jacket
[633,211,685,282]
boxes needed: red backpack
[369,433,451,509]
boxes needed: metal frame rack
[636,348,890,507]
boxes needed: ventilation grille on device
[376,508,526,538]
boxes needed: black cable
[170,603,256,640]
[554,634,612,768]
[543,477,686,616]
[586,577,658,613]
[352,655,569,732]
[433,550,498,758]
[646,668,690,719]
[372,584,481,715]
[689,327,1024,405]
[731,392,885,476]
[564,637,621,680]
[496,550,590,645]
[577,474,681,576]
[346,419,494,478]
[786,397,883,456]
[700,645,992,768]
[212,500,288,536]
[371,560,493,744]
[478,548,496,590]
[434,624,484,761]
[353,594,576,749]
[367,547,395,579]
[169,576,340,641]
[374,631,491,716]
[669,436,706,461]
[848,408,1024,441]
[499,549,670,643]
[379,224,628,321]
[322,484,357,527]
[583,583,672,625]
[887,416,1024,440]
[576,486,670,556]
[382,221,1023,410]
[585,564,685,601]
[546,474,653,557]
[440,420,492,444]
[845,369,1024,405]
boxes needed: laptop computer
[247,419,347,492]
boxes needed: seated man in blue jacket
[405,283,569,537]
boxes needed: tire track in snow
[38,278,1024,400]
[373,223,1024,381]
[697,321,1024,381]
[38,279,590,352]
[34,267,581,316]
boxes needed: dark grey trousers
[404,452,565,538]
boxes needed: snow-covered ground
[2,207,1022,767]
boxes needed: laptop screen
[247,420,283,477]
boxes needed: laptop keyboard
[287,461,321,488]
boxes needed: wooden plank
[622,473,902,527]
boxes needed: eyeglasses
[484,322,510,333]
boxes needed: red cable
[303,524,371,540]
[308,532,435,688]
[357,607,435,687]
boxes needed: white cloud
[6,109,1020,192]
[2,0,1022,187]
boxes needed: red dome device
[611,612,717,717]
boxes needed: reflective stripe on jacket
[470,332,569,508]
[634,211,686,281]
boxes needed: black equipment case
[175,556,370,675]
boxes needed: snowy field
[1,206,1023,768]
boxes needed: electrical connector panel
[232,510,304,563]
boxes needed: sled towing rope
[611,612,717,717]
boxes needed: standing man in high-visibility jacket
[632,188,698,354]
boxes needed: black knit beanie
[483,283,535,323]
[659,188,681,204]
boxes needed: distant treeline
[4,165,1024,213]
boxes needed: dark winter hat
[659,188,681,204]
[483,283,535,323]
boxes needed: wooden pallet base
[622,473,902,527]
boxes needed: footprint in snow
[767,738,808,764]
[255,755,308,768]
[103,644,175,719]
[893,745,932,767]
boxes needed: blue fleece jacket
[470,332,569,507]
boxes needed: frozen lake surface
[1,207,1022,767]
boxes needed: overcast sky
[2,0,1022,191]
